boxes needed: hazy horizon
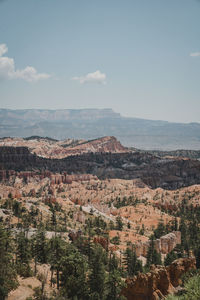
[0,107,200,125]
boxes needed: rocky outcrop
[122,257,196,300]
[160,232,181,254]
[0,168,97,185]
[74,211,86,223]
[0,136,128,159]
[135,231,181,257]
[93,236,109,250]
[68,230,82,242]
[50,173,97,185]
[65,136,127,156]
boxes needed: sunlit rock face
[122,257,196,300]
[135,231,181,257]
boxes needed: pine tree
[89,245,106,299]
[115,216,123,231]
[164,250,178,266]
[32,225,48,265]
[51,208,57,231]
[15,231,32,277]
[106,269,125,300]
[180,217,188,249]
[0,225,18,300]
[146,236,162,268]
[60,245,88,299]
[123,247,143,276]
[49,236,66,290]
[153,221,166,239]
[106,253,125,300]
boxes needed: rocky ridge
[0,136,128,158]
[122,257,196,300]
[1,108,200,149]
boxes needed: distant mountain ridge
[0,108,200,150]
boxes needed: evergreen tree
[51,208,57,231]
[115,216,123,231]
[106,253,126,300]
[146,236,162,268]
[0,225,18,300]
[60,245,88,300]
[153,221,166,239]
[49,236,66,290]
[15,231,32,277]
[89,245,106,299]
[171,217,178,231]
[106,269,125,300]
[123,247,143,276]
[194,247,200,269]
[32,225,48,265]
[179,217,188,249]
[164,250,178,266]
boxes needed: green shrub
[166,274,200,300]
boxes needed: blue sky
[0,0,200,122]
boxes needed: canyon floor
[0,136,200,299]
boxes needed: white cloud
[0,43,51,82]
[72,70,106,84]
[190,52,200,57]
[0,44,7,56]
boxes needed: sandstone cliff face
[135,231,181,257]
[122,257,196,300]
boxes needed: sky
[0,0,200,123]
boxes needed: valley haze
[0,108,200,150]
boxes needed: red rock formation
[0,169,97,186]
[44,196,56,205]
[154,202,178,212]
[68,230,82,242]
[75,211,85,223]
[160,232,181,254]
[48,186,55,196]
[93,236,109,250]
[135,231,181,257]
[0,136,128,159]
[14,190,21,199]
[122,257,196,300]
[65,136,128,156]
[29,189,36,197]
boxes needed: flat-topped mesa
[135,231,181,257]
[122,257,196,300]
